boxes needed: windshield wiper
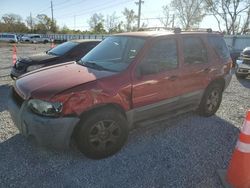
[47,51,58,56]
[81,61,116,72]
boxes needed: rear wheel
[197,83,223,117]
[75,108,128,159]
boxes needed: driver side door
[132,37,182,122]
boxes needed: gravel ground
[0,43,250,187]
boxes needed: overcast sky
[0,0,227,31]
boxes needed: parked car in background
[228,45,242,66]
[21,34,52,43]
[8,30,232,159]
[235,47,250,79]
[10,39,101,79]
[0,33,18,43]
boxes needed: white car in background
[21,35,52,43]
[235,47,250,79]
[0,33,18,43]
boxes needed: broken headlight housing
[28,99,63,117]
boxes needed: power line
[56,0,134,19]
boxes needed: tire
[75,108,129,159]
[43,40,48,44]
[236,73,246,79]
[197,83,223,117]
[10,74,17,80]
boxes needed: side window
[208,36,230,60]
[140,38,178,75]
[183,37,207,64]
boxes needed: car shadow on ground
[0,112,239,188]
[0,83,11,113]
[236,76,250,89]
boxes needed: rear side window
[142,38,178,73]
[208,36,230,59]
[183,37,207,64]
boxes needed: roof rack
[182,28,213,33]
[138,27,216,34]
[138,27,182,33]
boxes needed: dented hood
[14,61,116,100]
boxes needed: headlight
[26,64,44,72]
[28,99,63,117]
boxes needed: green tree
[171,0,206,30]
[122,8,137,32]
[34,14,58,33]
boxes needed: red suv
[8,30,232,159]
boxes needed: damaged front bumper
[8,90,80,149]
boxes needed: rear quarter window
[208,35,230,60]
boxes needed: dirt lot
[0,43,250,187]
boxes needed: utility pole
[135,0,144,29]
[30,12,33,32]
[74,15,76,30]
[51,0,54,32]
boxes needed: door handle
[203,68,210,73]
[169,75,178,81]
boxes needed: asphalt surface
[0,43,250,187]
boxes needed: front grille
[12,88,24,106]
[15,62,26,71]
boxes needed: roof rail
[138,27,182,33]
[138,27,219,34]
[182,28,213,32]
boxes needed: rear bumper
[8,92,80,149]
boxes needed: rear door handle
[203,68,210,73]
[169,75,178,81]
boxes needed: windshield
[47,41,78,56]
[79,36,145,72]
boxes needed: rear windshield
[208,35,230,60]
[47,41,78,56]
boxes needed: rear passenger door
[132,37,182,121]
[178,36,212,105]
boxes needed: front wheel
[75,108,128,159]
[197,83,223,117]
[236,73,246,79]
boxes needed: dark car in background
[235,47,250,79]
[10,39,101,79]
[228,45,242,66]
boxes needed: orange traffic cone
[50,41,55,48]
[12,44,17,65]
[218,110,250,188]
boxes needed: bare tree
[241,7,250,34]
[160,5,174,28]
[205,0,250,35]
[26,15,36,32]
[105,12,119,33]
[171,0,206,30]
[88,13,104,31]
[1,14,28,32]
[122,8,137,31]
